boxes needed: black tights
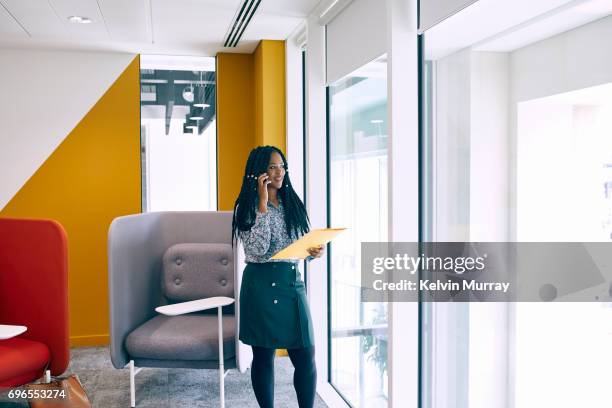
[250,346,317,408]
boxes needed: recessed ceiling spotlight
[190,116,204,121]
[193,103,210,108]
[68,16,93,24]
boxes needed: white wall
[0,49,135,209]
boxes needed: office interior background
[1,0,612,407]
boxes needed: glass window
[421,3,612,407]
[140,55,217,211]
[328,55,388,407]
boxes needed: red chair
[0,218,69,387]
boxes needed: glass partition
[328,55,388,407]
[140,55,217,212]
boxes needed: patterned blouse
[240,197,312,264]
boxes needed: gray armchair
[108,211,251,407]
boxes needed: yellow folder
[271,228,347,260]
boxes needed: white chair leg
[218,306,225,408]
[129,360,136,407]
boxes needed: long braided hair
[232,146,310,245]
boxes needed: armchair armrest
[155,296,235,316]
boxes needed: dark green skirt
[239,261,315,349]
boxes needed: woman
[232,145,324,408]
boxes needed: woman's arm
[240,210,272,257]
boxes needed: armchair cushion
[0,338,50,387]
[124,314,236,361]
[162,243,234,302]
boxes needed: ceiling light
[68,16,93,24]
[193,103,210,108]
[190,116,204,121]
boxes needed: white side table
[0,324,27,340]
[155,296,235,315]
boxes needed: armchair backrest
[161,243,234,302]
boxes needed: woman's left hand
[307,245,325,259]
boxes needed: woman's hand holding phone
[257,173,271,213]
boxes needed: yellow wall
[0,56,141,346]
[254,40,287,152]
[217,53,256,211]
[217,41,287,211]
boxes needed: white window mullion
[386,0,420,407]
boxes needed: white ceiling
[0,0,318,55]
[475,0,612,52]
[424,0,612,60]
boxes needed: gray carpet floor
[0,346,328,408]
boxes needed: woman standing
[232,145,324,408]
